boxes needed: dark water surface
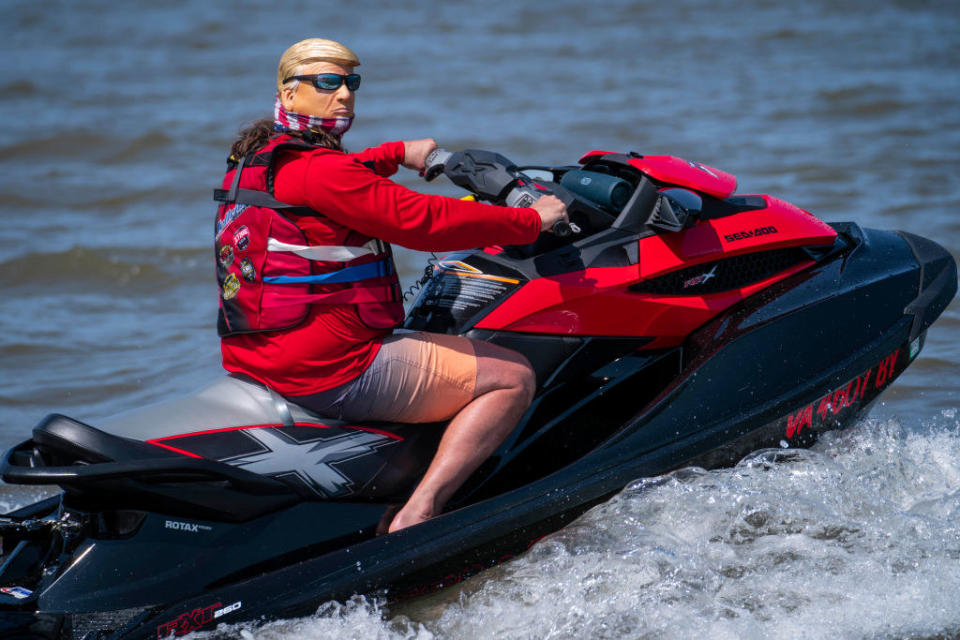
[1,1,959,637]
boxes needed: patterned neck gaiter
[273,93,353,137]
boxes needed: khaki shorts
[289,332,478,423]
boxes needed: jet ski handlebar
[423,147,452,181]
[423,147,578,237]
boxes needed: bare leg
[388,343,535,533]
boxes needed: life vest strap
[215,145,318,213]
[263,259,393,285]
[266,237,384,262]
[265,284,398,308]
[213,187,313,214]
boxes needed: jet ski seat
[2,375,444,513]
[1,414,304,522]
[94,374,331,443]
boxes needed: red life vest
[213,135,404,337]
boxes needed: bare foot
[387,501,435,533]
[376,504,402,536]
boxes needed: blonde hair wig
[277,38,361,92]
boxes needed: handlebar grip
[423,148,452,182]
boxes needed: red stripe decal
[148,422,404,448]
[148,441,204,458]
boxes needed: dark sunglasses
[283,73,361,92]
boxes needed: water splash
[228,597,433,640]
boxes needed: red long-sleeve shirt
[220,141,541,395]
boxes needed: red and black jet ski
[1,148,955,639]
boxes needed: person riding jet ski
[213,38,569,532]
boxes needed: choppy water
[1,0,958,637]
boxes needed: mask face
[281,62,356,121]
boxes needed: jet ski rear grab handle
[1,437,293,495]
